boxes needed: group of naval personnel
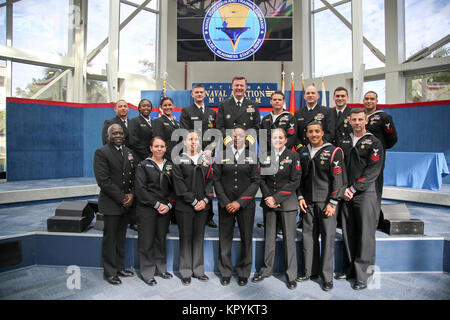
[93,76,398,292]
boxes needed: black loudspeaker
[383,219,424,235]
[0,240,22,268]
[47,201,95,232]
[380,203,424,235]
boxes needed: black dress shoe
[335,273,354,280]
[144,278,157,286]
[104,275,122,285]
[181,277,191,286]
[334,272,347,280]
[322,281,333,291]
[156,272,173,279]
[193,274,209,282]
[251,273,265,283]
[352,281,367,290]
[238,277,248,286]
[117,269,134,277]
[295,275,310,282]
[220,277,230,286]
[206,219,217,228]
[287,281,297,290]
[257,222,264,228]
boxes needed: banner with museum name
[194,83,278,107]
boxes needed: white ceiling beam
[87,0,152,63]
[320,0,386,63]
[30,69,71,99]
[0,45,75,69]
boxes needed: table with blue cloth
[384,152,449,191]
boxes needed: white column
[301,0,312,80]
[384,0,405,103]
[351,0,364,103]
[68,0,87,103]
[158,0,168,83]
[107,0,120,102]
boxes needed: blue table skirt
[384,152,449,191]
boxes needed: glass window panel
[313,0,346,11]
[119,3,157,76]
[87,0,109,71]
[147,0,159,11]
[12,62,68,101]
[363,79,385,104]
[405,0,450,58]
[363,0,385,69]
[313,2,352,76]
[406,70,450,103]
[86,78,108,103]
[12,0,69,56]
[0,5,6,46]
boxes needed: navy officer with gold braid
[216,76,260,149]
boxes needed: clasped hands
[298,199,336,217]
[122,193,134,208]
[194,200,207,212]
[265,196,280,209]
[225,201,241,214]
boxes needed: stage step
[0,231,448,275]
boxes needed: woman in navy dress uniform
[135,136,175,286]
[172,130,215,286]
[213,126,260,286]
[252,128,302,289]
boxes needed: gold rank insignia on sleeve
[223,136,232,145]
[246,135,256,145]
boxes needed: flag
[322,79,328,107]
[289,79,295,115]
[158,79,167,117]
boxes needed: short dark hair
[364,91,378,99]
[306,121,324,130]
[138,99,152,109]
[271,90,285,100]
[150,136,166,147]
[350,107,367,115]
[160,96,174,106]
[333,87,348,96]
[233,124,246,132]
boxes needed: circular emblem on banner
[202,0,266,61]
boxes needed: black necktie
[123,120,127,128]
[337,111,342,120]
[237,101,241,108]
[200,107,204,114]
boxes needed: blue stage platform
[0,178,449,276]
